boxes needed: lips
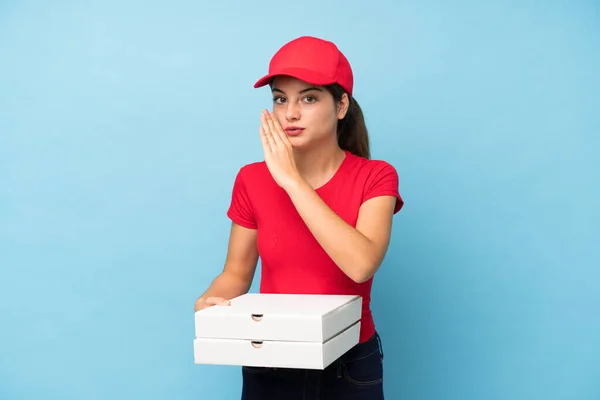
[285,127,305,136]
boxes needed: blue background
[1,1,598,399]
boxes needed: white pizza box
[193,293,362,369]
[194,293,362,342]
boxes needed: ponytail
[326,84,370,159]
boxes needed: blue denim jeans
[240,332,384,400]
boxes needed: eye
[303,96,317,103]
[273,96,286,104]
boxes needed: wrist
[282,174,308,193]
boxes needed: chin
[287,135,306,147]
[287,134,331,152]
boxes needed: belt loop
[336,358,342,378]
[376,332,384,361]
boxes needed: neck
[293,141,347,189]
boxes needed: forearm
[200,271,251,300]
[284,179,378,283]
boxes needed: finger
[260,112,274,152]
[260,111,273,146]
[260,125,273,152]
[204,297,219,305]
[269,112,291,147]
[206,297,230,306]
[263,110,281,150]
[265,111,284,147]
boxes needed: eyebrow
[271,86,324,94]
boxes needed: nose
[285,101,300,122]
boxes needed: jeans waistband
[338,331,384,364]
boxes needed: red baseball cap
[253,36,354,96]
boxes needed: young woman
[194,36,404,399]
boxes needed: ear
[337,93,350,120]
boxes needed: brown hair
[325,83,370,159]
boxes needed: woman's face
[270,75,348,149]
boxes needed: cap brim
[254,67,336,89]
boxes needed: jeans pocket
[342,347,383,386]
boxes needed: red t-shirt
[226,150,404,343]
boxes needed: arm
[194,222,259,311]
[259,110,400,283]
[285,180,397,283]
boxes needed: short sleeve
[363,162,404,214]
[226,167,257,229]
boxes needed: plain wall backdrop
[1,1,598,399]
